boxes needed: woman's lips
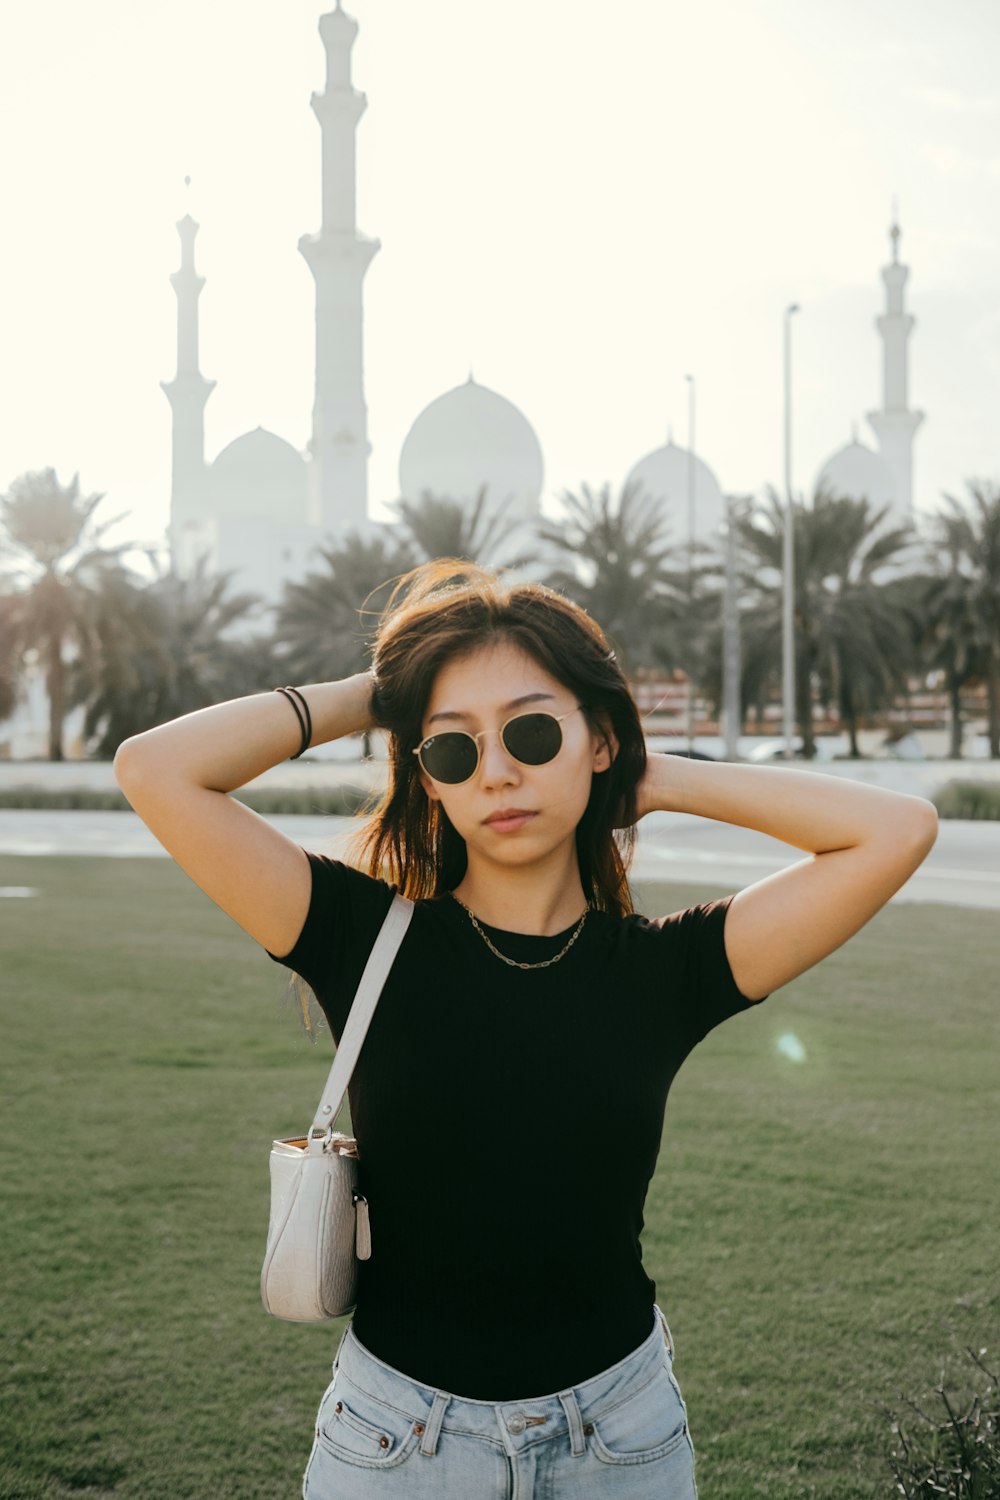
[483,811,537,833]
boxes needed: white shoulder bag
[260,892,415,1323]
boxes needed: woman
[115,559,937,1498]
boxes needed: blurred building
[162,4,379,609]
[161,3,925,611]
[625,438,725,551]
[815,220,924,525]
[399,376,544,533]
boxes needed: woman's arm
[637,754,938,1001]
[114,674,375,957]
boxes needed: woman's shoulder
[641,892,735,935]
[597,893,735,941]
[305,848,395,901]
[295,850,457,945]
[599,893,762,1024]
[265,851,398,977]
[592,894,742,989]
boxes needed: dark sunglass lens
[504,714,563,766]
[420,732,478,783]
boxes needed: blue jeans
[302,1304,698,1498]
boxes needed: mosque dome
[210,427,308,522]
[816,439,895,512]
[398,375,544,524]
[624,438,725,545]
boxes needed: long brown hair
[347,559,647,919]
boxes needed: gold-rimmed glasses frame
[413,706,585,785]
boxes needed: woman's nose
[477,728,520,784]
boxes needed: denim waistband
[331,1304,675,1460]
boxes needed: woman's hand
[611,750,680,834]
[614,752,683,827]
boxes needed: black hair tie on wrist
[274,686,312,759]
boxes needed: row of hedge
[932,780,1000,820]
[0,784,378,816]
[0,778,998,819]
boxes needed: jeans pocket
[314,1378,421,1471]
[588,1364,691,1467]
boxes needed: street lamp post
[722,494,751,760]
[685,373,696,751]
[782,304,799,760]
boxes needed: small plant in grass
[882,1346,999,1498]
[933,781,1000,821]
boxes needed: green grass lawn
[0,854,996,1499]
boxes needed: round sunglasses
[413,706,585,785]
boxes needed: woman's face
[416,639,615,870]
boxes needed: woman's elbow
[902,795,939,855]
[113,735,154,788]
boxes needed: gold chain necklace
[450,893,590,970]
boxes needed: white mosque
[163,2,924,610]
[815,220,924,523]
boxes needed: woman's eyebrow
[427,692,556,726]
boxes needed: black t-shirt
[266,851,765,1400]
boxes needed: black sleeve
[264,851,396,1040]
[654,894,767,1048]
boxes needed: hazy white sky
[2,0,998,559]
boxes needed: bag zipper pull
[353,1192,372,1260]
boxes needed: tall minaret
[160,210,216,570]
[299,2,380,537]
[866,216,924,518]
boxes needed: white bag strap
[309,891,415,1139]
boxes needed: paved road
[636,811,1000,910]
[1,809,998,909]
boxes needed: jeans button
[507,1414,526,1434]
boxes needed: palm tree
[734,489,918,757]
[274,531,411,681]
[0,579,21,724]
[71,554,269,757]
[273,530,412,758]
[810,495,920,755]
[390,485,533,572]
[537,479,689,675]
[927,482,1000,757]
[908,561,987,760]
[0,469,135,758]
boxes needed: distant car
[747,737,847,763]
[748,738,807,763]
[884,731,925,761]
